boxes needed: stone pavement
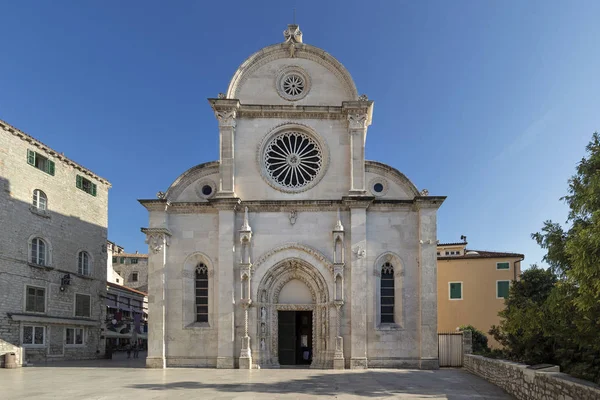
[0,353,514,399]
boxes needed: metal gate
[438,333,463,367]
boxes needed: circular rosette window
[275,66,311,101]
[262,128,327,193]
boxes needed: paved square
[1,353,514,399]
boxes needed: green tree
[532,132,600,312]
[489,266,557,364]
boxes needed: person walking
[133,342,139,359]
[126,343,131,359]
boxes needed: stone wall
[0,123,109,366]
[464,354,600,400]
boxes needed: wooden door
[278,311,296,365]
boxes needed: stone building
[104,282,148,350]
[436,239,524,347]
[108,243,149,292]
[0,119,110,366]
[140,25,445,369]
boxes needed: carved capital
[215,109,237,128]
[208,99,240,128]
[347,112,368,130]
[141,228,172,254]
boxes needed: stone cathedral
[140,25,444,369]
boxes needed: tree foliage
[492,132,600,384]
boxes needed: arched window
[195,263,208,323]
[32,189,47,211]
[380,262,395,323]
[31,237,47,266]
[78,251,90,276]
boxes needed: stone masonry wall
[0,123,109,365]
[112,256,148,292]
[464,354,600,400]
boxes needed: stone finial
[217,93,226,99]
[156,191,166,199]
[334,208,344,232]
[420,189,429,196]
[240,206,251,231]
[358,94,369,101]
[283,24,303,44]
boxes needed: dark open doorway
[278,310,312,366]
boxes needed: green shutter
[47,160,55,176]
[91,183,97,196]
[450,283,462,299]
[497,281,510,299]
[76,175,82,189]
[27,149,36,165]
[497,262,510,270]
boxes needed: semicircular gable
[365,160,420,199]
[165,161,219,201]
[226,43,358,103]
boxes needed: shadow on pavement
[30,351,147,369]
[126,369,513,399]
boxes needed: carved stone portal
[255,258,332,369]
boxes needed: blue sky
[1,1,599,267]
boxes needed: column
[343,99,373,195]
[239,207,253,369]
[209,98,240,198]
[214,198,239,368]
[416,198,443,369]
[349,205,369,368]
[141,227,171,369]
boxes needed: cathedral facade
[140,25,444,369]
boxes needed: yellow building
[437,241,524,348]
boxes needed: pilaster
[342,99,373,195]
[345,198,372,369]
[213,198,240,368]
[209,98,240,198]
[415,197,444,370]
[141,227,172,369]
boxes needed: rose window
[264,131,323,189]
[282,74,305,96]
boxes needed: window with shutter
[25,286,45,313]
[27,149,55,176]
[76,175,98,196]
[75,294,91,317]
[497,281,510,299]
[496,262,510,270]
[449,282,463,300]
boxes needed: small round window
[282,74,305,96]
[276,66,311,101]
[202,185,212,196]
[369,178,389,197]
[196,180,216,199]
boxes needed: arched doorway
[255,258,331,368]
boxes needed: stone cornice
[138,199,169,212]
[140,198,435,214]
[414,196,447,210]
[210,197,241,211]
[140,227,172,236]
[1,119,111,186]
[342,195,375,209]
[237,104,345,120]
